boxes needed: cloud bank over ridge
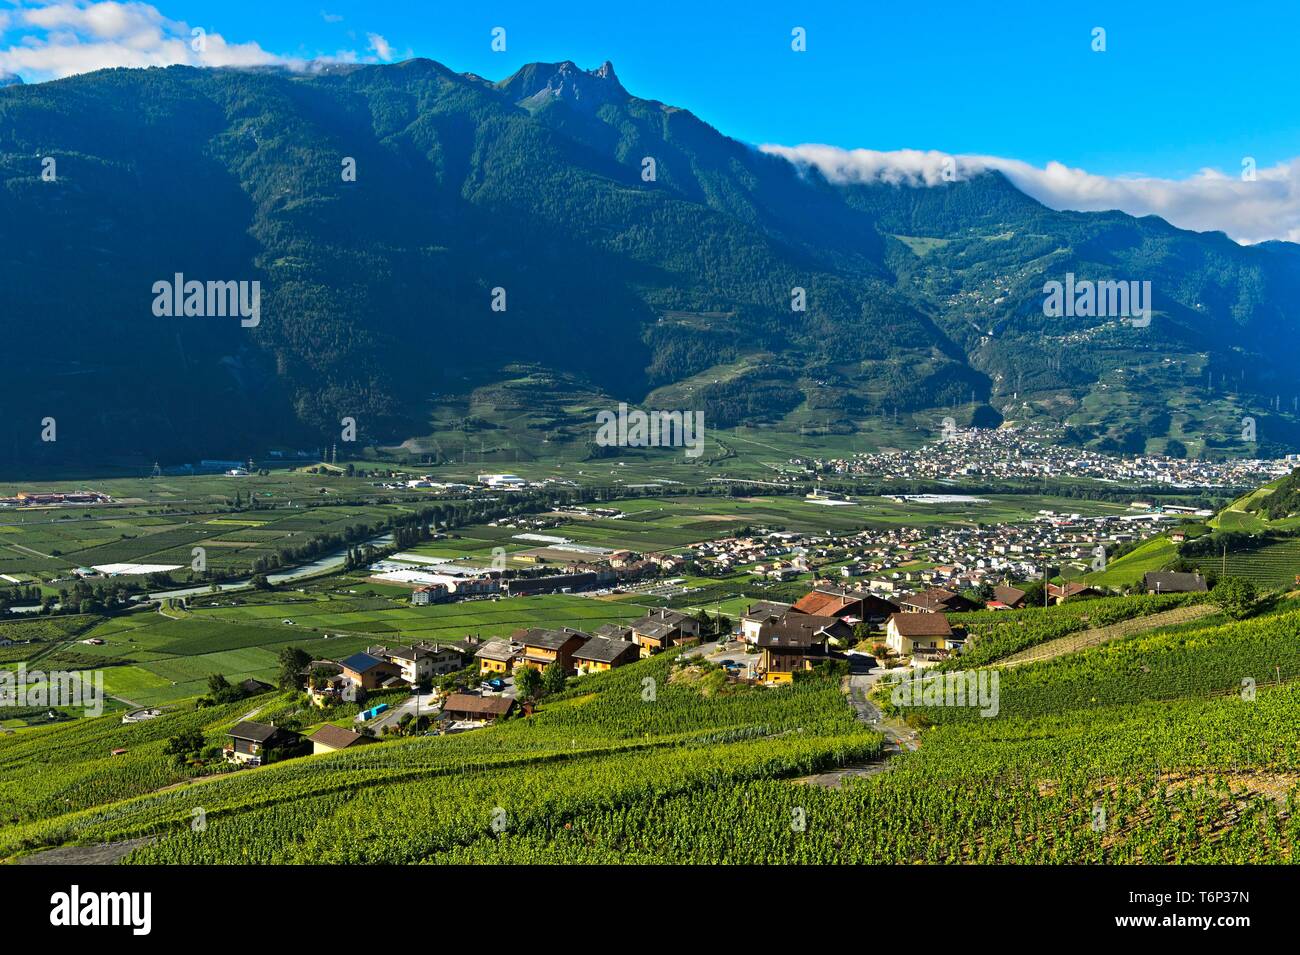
[762,143,1300,246]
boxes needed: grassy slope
[1083,535,1177,587]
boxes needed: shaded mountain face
[0,59,1297,468]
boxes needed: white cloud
[762,143,1300,246]
[320,11,343,23]
[366,32,392,61]
[0,2,401,80]
[0,1,297,77]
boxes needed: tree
[852,621,871,646]
[541,661,568,695]
[163,728,205,760]
[1212,576,1258,620]
[207,673,232,697]
[250,573,272,591]
[277,646,312,690]
[696,608,714,637]
[206,673,243,704]
[514,665,542,702]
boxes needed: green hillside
[1083,535,1179,587]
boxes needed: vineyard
[4,589,1300,864]
[943,592,1207,667]
[889,605,1300,724]
[1221,538,1300,589]
[998,602,1221,666]
[0,653,880,862]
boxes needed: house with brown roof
[1046,582,1103,605]
[792,587,900,624]
[518,628,589,674]
[308,724,372,755]
[572,635,639,675]
[441,692,516,723]
[885,613,958,656]
[992,585,1029,610]
[899,587,978,615]
[755,615,835,684]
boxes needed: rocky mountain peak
[502,59,628,112]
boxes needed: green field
[41,590,657,706]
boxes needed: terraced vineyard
[892,605,1300,723]
[0,653,880,863]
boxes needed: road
[844,657,920,753]
[793,657,920,788]
[362,690,440,733]
[684,637,761,678]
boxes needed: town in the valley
[1,426,1279,760]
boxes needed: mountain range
[3,57,1299,468]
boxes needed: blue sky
[4,1,1300,241]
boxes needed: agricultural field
[10,590,659,707]
[0,501,407,582]
[0,469,512,584]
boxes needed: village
[354,496,1206,612]
[791,427,1293,490]
[687,503,1209,590]
[215,556,1211,770]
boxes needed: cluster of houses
[745,571,1210,672]
[221,567,1216,768]
[686,508,1200,600]
[303,637,485,705]
[473,608,703,677]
